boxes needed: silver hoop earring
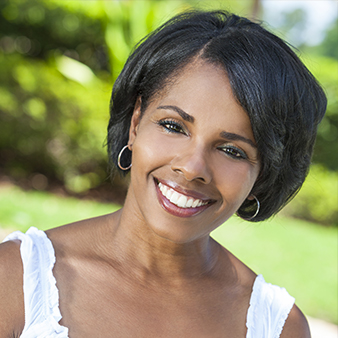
[237,195,260,221]
[117,145,132,171]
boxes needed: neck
[106,203,221,284]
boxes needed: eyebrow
[157,105,195,123]
[220,131,257,148]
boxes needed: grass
[212,217,337,324]
[0,184,119,231]
[0,184,337,324]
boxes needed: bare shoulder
[218,243,257,284]
[280,304,311,338]
[0,240,25,337]
[46,212,118,255]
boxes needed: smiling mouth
[155,178,213,208]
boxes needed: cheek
[132,131,181,172]
[214,161,258,200]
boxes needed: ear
[128,97,142,149]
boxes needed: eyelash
[158,119,187,135]
[219,145,248,160]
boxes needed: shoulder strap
[246,275,295,338]
[3,227,69,337]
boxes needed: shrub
[0,53,111,192]
[282,165,338,226]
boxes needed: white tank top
[4,227,295,338]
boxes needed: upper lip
[155,177,215,202]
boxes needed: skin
[0,60,310,337]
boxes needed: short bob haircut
[107,10,327,222]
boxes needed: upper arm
[280,304,311,338]
[0,240,25,337]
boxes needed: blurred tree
[250,0,261,21]
[317,17,338,60]
[0,52,111,192]
[305,55,338,171]
[0,0,109,73]
[274,8,308,47]
[299,14,338,171]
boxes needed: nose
[170,145,212,184]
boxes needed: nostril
[171,151,212,184]
[172,166,209,183]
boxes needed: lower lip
[155,181,211,218]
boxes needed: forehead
[158,60,237,111]
[171,60,230,98]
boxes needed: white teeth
[186,198,194,208]
[170,191,180,204]
[192,199,199,208]
[158,181,209,209]
[176,195,187,208]
[166,189,173,200]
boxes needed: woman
[0,10,326,338]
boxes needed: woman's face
[127,60,260,243]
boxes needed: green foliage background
[0,0,337,225]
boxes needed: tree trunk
[251,0,261,20]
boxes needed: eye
[219,145,248,160]
[158,119,187,135]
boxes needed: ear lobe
[128,97,142,147]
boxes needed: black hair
[107,10,327,222]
